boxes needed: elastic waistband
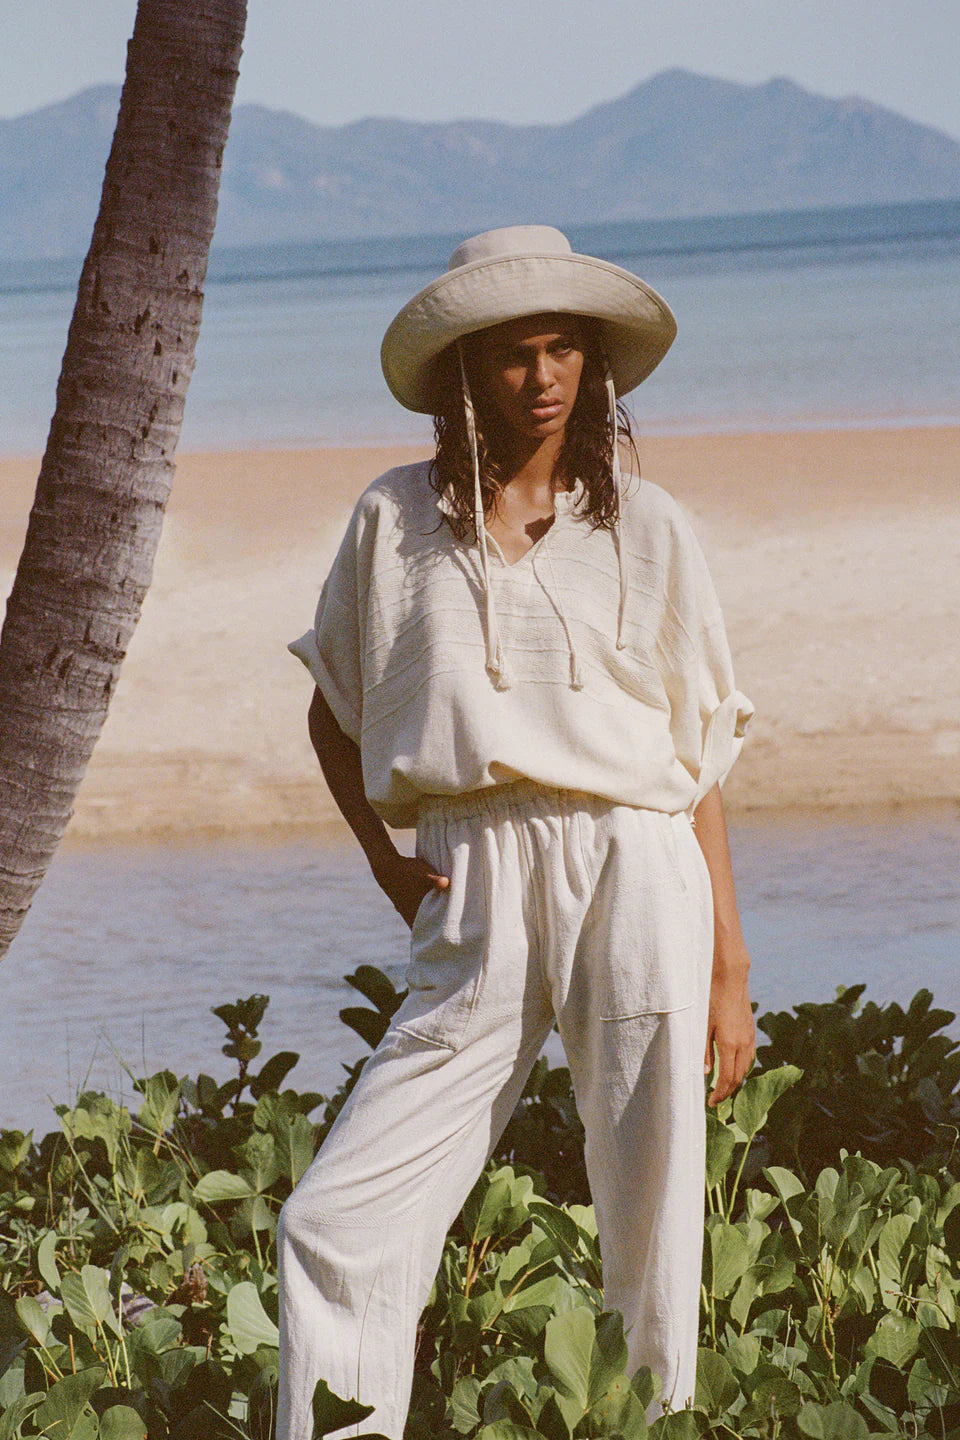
[417,779,669,827]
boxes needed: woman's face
[470,313,586,445]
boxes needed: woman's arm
[307,686,448,927]
[692,781,756,1106]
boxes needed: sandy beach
[1,426,958,840]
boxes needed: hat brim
[380,251,677,413]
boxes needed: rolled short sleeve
[288,514,364,745]
[658,503,753,811]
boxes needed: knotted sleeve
[657,503,753,812]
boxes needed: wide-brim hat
[380,224,677,414]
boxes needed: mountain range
[3,69,960,260]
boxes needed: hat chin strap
[457,349,626,690]
[458,345,511,690]
[605,366,628,651]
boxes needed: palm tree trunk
[0,0,247,957]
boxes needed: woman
[279,226,755,1438]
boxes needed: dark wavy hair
[429,315,638,540]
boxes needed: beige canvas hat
[380,225,677,413]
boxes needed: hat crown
[447,225,573,271]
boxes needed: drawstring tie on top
[457,345,629,692]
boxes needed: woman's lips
[528,400,564,420]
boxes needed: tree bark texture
[0,0,247,956]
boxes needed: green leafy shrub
[0,973,957,1439]
[756,985,960,1179]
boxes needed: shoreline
[54,796,960,855]
[3,424,959,841]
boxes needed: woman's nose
[531,351,552,390]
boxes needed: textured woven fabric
[289,461,752,826]
[276,786,714,1439]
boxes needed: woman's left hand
[704,947,756,1107]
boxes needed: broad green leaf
[193,1169,256,1203]
[36,1230,61,1294]
[345,964,403,1015]
[707,1220,750,1299]
[465,1169,533,1242]
[0,1129,32,1172]
[589,1310,631,1408]
[160,1201,208,1247]
[133,1309,184,1354]
[797,1400,869,1440]
[877,1213,914,1296]
[0,1393,42,1440]
[309,1376,388,1438]
[528,1199,582,1257]
[250,1049,300,1097]
[99,1405,149,1439]
[450,1375,483,1434]
[225,1281,280,1354]
[631,1366,660,1411]
[137,1071,182,1138]
[61,1266,119,1336]
[61,1098,130,1166]
[567,1203,598,1238]
[705,1109,737,1187]
[33,1367,106,1437]
[729,1268,761,1328]
[338,1005,389,1051]
[744,1189,780,1223]
[733,1064,803,1141]
[467,1285,507,1330]
[495,1304,555,1346]
[274,1111,316,1186]
[695,1348,739,1410]
[867,1313,922,1369]
[241,1130,282,1192]
[764,1166,807,1235]
[724,1332,761,1375]
[120,1147,174,1204]
[747,1375,802,1421]
[822,1179,867,1252]
[16,1295,54,1345]
[652,1412,702,1438]
[543,1304,595,1416]
[484,1356,539,1401]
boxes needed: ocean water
[2,805,958,1136]
[0,200,958,453]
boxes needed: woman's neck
[498,430,567,500]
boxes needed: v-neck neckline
[485,513,557,569]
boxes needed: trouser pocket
[584,809,708,1021]
[393,826,487,1051]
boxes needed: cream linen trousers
[277,782,714,1439]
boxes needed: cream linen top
[289,460,752,828]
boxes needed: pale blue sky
[3,0,958,141]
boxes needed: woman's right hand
[371,850,450,929]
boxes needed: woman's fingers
[706,1035,756,1107]
[385,856,450,927]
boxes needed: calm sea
[2,806,958,1136]
[0,199,958,453]
[1,202,959,1132]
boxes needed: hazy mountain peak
[2,70,959,260]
